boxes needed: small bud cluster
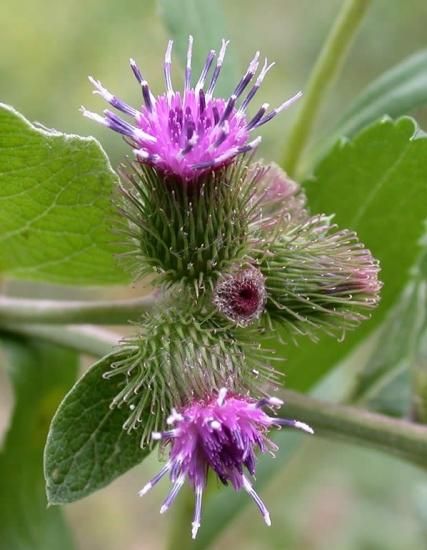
[84,37,381,538]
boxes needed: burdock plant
[78,37,380,536]
[4,3,427,548]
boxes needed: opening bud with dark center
[213,266,267,326]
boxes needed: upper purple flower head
[139,388,313,539]
[82,37,301,181]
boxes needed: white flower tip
[134,149,148,160]
[191,522,200,539]
[251,136,262,148]
[268,397,283,407]
[210,420,221,430]
[249,51,260,71]
[129,58,136,66]
[217,387,228,406]
[294,421,314,435]
[138,483,152,497]
[80,107,104,125]
[160,504,168,514]
[166,408,183,425]
[88,76,101,90]
[165,40,173,62]
[264,512,272,527]
[151,431,162,440]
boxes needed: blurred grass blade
[274,117,427,391]
[316,49,427,161]
[158,0,239,96]
[0,338,78,550]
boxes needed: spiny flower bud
[117,157,263,288]
[254,162,307,227]
[103,307,277,445]
[259,215,382,340]
[82,37,301,183]
[213,266,267,326]
[139,388,313,538]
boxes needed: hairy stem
[282,389,427,469]
[0,323,117,356]
[282,0,371,177]
[0,294,160,325]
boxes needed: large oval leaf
[0,103,128,285]
[44,351,150,504]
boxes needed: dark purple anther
[142,82,153,111]
[196,49,216,93]
[246,103,269,130]
[199,89,206,114]
[233,51,260,98]
[219,94,237,125]
[212,105,220,125]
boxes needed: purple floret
[139,388,313,539]
[82,37,301,181]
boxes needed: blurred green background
[1,1,427,549]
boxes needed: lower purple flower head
[139,388,313,539]
[81,37,301,181]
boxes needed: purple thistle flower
[213,266,267,326]
[139,388,313,539]
[81,37,302,182]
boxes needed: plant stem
[282,0,371,177]
[282,389,427,469]
[0,294,160,325]
[0,323,117,356]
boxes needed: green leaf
[158,0,238,97]
[349,280,426,416]
[0,338,78,550]
[0,103,128,285]
[44,351,150,504]
[347,244,427,420]
[277,117,427,390]
[316,50,427,161]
